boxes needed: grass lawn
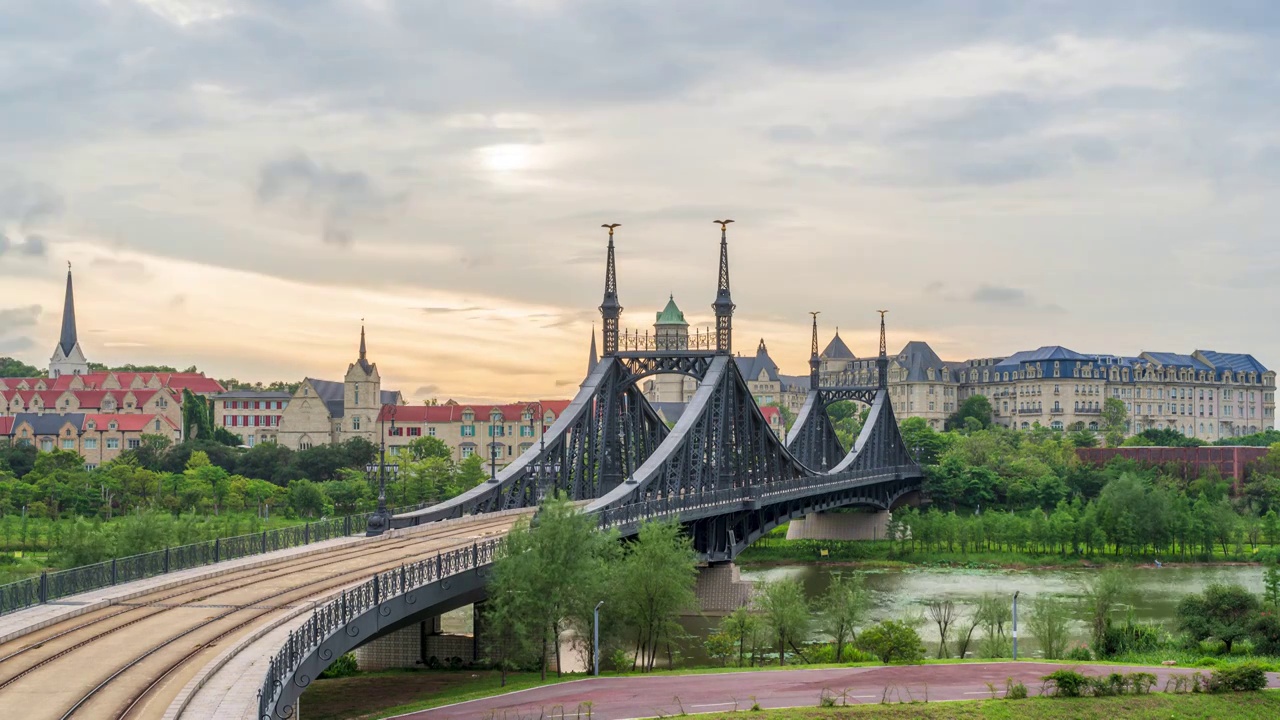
[300,671,582,720]
[696,692,1280,719]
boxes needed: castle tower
[49,264,90,378]
[343,323,382,442]
[651,296,695,401]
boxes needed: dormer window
[87,421,95,430]
[109,421,117,431]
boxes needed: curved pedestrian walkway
[393,662,1280,720]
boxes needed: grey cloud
[414,385,440,397]
[257,152,406,246]
[0,182,64,228]
[21,235,47,256]
[0,336,34,354]
[0,234,8,255]
[0,305,41,328]
[421,306,486,315]
[90,256,149,276]
[971,285,1030,306]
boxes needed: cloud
[420,306,486,315]
[971,285,1031,305]
[256,151,405,246]
[91,256,150,277]
[414,385,441,397]
[0,182,64,228]
[20,235,47,256]
[0,305,41,329]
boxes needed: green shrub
[1207,662,1268,692]
[1127,672,1157,694]
[1064,645,1092,661]
[318,652,358,679]
[855,620,925,665]
[1004,677,1027,700]
[1042,669,1089,697]
[806,643,873,664]
[1196,656,1220,667]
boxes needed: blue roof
[994,345,1089,369]
[1142,352,1212,371]
[14,412,84,435]
[1197,351,1269,375]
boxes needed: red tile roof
[0,417,12,435]
[378,400,573,423]
[0,372,224,394]
[82,414,176,433]
[760,406,782,424]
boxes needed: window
[461,425,476,437]
[407,427,422,437]
[490,426,505,437]
[85,438,98,450]
[61,439,75,450]
[352,417,361,430]
[428,427,437,437]
[520,425,534,437]
[354,388,359,405]
[128,438,140,449]
[106,438,120,449]
[461,445,475,458]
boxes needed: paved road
[0,514,519,720]
[397,663,1280,720]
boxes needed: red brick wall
[1076,446,1268,485]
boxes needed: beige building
[0,412,181,470]
[375,400,573,464]
[820,335,962,429]
[276,327,404,450]
[214,390,292,447]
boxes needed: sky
[2,0,1280,403]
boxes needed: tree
[1081,570,1127,656]
[976,594,1012,658]
[1101,398,1128,447]
[754,579,811,666]
[946,395,992,432]
[820,573,868,662]
[855,620,925,664]
[1026,595,1071,659]
[615,521,699,672]
[405,436,452,462]
[235,441,295,486]
[1176,583,1261,653]
[927,599,957,658]
[120,434,173,472]
[720,606,760,667]
[286,479,327,518]
[899,417,949,465]
[485,495,617,680]
[1122,428,1206,448]
[0,357,43,377]
[1265,561,1280,609]
[180,388,214,441]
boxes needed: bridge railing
[259,537,500,720]
[595,464,919,530]
[0,501,433,618]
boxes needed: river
[673,563,1268,663]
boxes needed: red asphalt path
[392,663,1280,720]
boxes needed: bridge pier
[693,563,754,614]
[785,510,891,541]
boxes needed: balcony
[1018,408,1041,415]
[1074,408,1102,415]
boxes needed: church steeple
[59,264,78,357]
[355,322,373,374]
[49,263,90,378]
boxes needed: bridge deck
[0,513,524,720]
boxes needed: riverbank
[737,537,1275,570]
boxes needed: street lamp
[593,600,604,677]
[1012,590,1020,660]
[366,404,396,536]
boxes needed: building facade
[372,400,574,464]
[275,327,404,450]
[0,412,181,469]
[214,390,292,446]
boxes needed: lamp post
[594,600,604,677]
[366,404,395,536]
[526,401,548,500]
[1012,590,1020,660]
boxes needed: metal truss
[786,385,878,470]
[615,352,717,384]
[392,357,668,527]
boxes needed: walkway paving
[394,663,1280,720]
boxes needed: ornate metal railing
[617,328,716,352]
[0,501,433,617]
[594,464,918,531]
[259,537,500,720]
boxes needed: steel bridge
[390,222,923,557]
[256,223,924,719]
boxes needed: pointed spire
[712,220,735,354]
[588,324,599,375]
[59,263,78,357]
[599,224,622,355]
[809,311,821,390]
[877,310,889,389]
[355,322,373,373]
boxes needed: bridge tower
[877,310,889,389]
[712,220,735,354]
[599,224,622,356]
[809,311,820,390]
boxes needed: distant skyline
[3,1,1279,402]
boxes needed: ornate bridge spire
[877,309,889,389]
[599,224,622,355]
[712,220,735,354]
[809,311,821,389]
